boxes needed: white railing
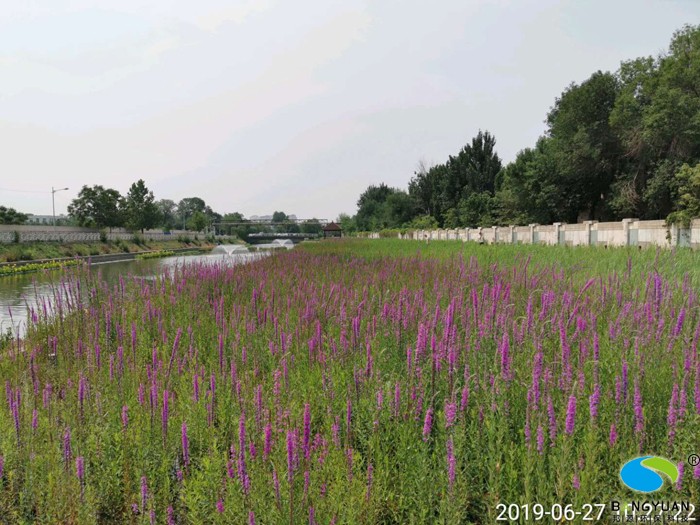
[367,219,700,248]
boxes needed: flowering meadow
[0,239,699,524]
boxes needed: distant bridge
[211,219,328,242]
[211,219,329,228]
[246,232,319,244]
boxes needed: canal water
[0,252,266,336]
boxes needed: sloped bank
[0,247,211,276]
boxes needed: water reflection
[0,252,266,336]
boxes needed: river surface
[0,252,265,336]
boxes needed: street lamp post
[51,187,69,228]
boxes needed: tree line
[1,180,323,238]
[344,24,700,232]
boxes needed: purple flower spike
[63,428,72,465]
[422,407,434,441]
[303,403,311,460]
[76,456,85,481]
[565,395,577,436]
[182,422,190,467]
[140,476,148,511]
[446,437,456,490]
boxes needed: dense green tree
[177,197,206,229]
[406,214,438,229]
[355,184,415,230]
[408,162,442,219]
[300,219,323,235]
[609,25,700,219]
[496,141,564,225]
[409,131,501,226]
[123,180,161,233]
[219,212,250,238]
[0,206,28,225]
[544,71,621,221]
[187,211,209,232]
[272,211,287,223]
[156,199,178,230]
[337,213,357,233]
[348,24,700,229]
[67,185,124,229]
[667,163,700,226]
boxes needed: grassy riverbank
[0,238,224,263]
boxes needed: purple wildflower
[140,476,148,511]
[565,395,577,435]
[63,427,72,465]
[422,407,434,441]
[264,423,272,460]
[588,384,600,421]
[286,430,296,482]
[182,422,190,466]
[676,462,683,490]
[460,385,469,412]
[444,399,457,429]
[303,403,311,460]
[547,397,557,446]
[447,437,456,490]
[76,456,85,481]
[161,390,169,437]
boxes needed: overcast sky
[1,0,697,220]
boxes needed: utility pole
[52,187,69,228]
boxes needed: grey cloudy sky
[1,0,697,220]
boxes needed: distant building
[322,222,342,238]
[26,214,69,225]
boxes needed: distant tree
[300,219,323,235]
[177,197,207,229]
[220,212,250,238]
[156,199,178,230]
[0,206,28,225]
[204,205,221,228]
[408,131,502,226]
[123,180,161,233]
[67,185,124,229]
[187,211,209,232]
[337,213,357,233]
[406,214,438,229]
[408,161,441,218]
[545,71,621,221]
[272,211,288,223]
[667,162,700,226]
[496,140,564,225]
